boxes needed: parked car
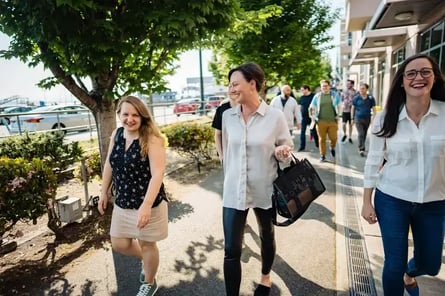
[204,96,225,110]
[173,98,200,116]
[1,105,36,124]
[9,105,95,134]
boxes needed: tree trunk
[95,105,117,169]
[147,94,154,119]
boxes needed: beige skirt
[110,201,168,242]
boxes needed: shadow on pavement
[167,198,194,223]
[243,224,338,296]
[113,235,226,296]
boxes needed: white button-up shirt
[364,100,445,203]
[222,101,293,210]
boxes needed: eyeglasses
[403,68,434,80]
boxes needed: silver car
[9,105,95,134]
[1,105,36,124]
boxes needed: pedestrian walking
[309,79,341,162]
[351,83,376,156]
[222,62,293,296]
[361,53,445,296]
[270,84,301,136]
[340,79,356,143]
[297,84,318,151]
[98,96,168,296]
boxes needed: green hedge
[0,157,57,238]
[161,122,214,170]
[0,132,83,171]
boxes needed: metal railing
[0,101,217,138]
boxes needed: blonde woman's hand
[361,203,377,224]
[274,145,292,162]
[97,191,112,215]
[137,203,152,229]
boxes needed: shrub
[161,122,214,171]
[0,157,57,239]
[0,132,84,171]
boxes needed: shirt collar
[256,100,267,116]
[231,99,267,117]
[398,99,438,121]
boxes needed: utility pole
[199,48,205,115]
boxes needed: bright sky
[0,0,343,103]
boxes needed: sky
[0,0,343,103]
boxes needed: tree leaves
[209,0,339,90]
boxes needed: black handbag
[272,153,326,226]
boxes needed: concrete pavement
[48,129,445,295]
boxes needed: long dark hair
[376,53,445,137]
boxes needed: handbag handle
[273,152,300,226]
[276,152,299,175]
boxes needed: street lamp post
[199,48,205,115]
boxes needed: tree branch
[39,42,94,108]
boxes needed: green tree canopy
[209,0,339,91]
[0,0,238,161]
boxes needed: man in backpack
[309,80,341,162]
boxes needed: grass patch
[78,138,99,152]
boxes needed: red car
[204,96,225,110]
[173,98,200,116]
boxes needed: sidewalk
[43,129,445,295]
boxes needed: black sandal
[254,284,271,296]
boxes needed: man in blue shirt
[351,83,376,156]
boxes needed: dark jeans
[300,118,319,150]
[355,117,371,151]
[223,207,275,296]
[374,189,445,295]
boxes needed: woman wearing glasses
[361,53,445,296]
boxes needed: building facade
[340,0,445,107]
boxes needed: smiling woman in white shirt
[221,62,293,296]
[362,53,445,296]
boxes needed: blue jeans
[299,118,318,150]
[374,189,445,295]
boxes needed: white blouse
[364,100,445,203]
[222,101,293,210]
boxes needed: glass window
[441,45,445,73]
[430,47,441,65]
[431,22,444,48]
[378,61,385,72]
[420,30,431,52]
